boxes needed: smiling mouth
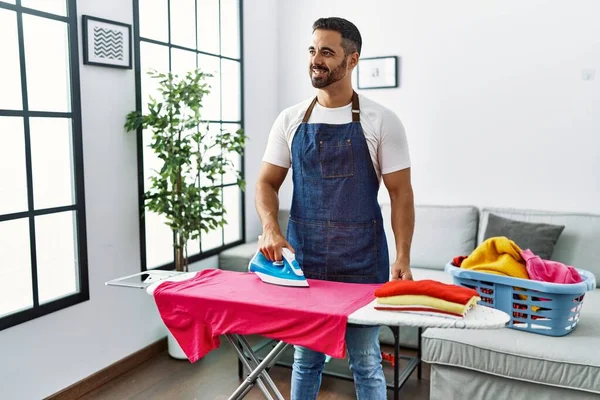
[312,68,328,78]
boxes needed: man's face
[308,29,351,89]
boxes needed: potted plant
[125,68,246,273]
[125,69,246,359]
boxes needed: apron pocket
[326,220,377,278]
[287,217,328,278]
[319,139,354,178]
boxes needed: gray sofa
[219,204,600,398]
[415,206,600,400]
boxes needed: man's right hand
[259,230,294,262]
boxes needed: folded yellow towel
[461,236,529,279]
[376,295,480,316]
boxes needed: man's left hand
[391,261,413,281]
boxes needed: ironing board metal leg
[225,334,289,400]
[237,336,283,395]
[225,335,276,400]
[237,336,244,379]
[417,327,423,380]
[392,326,400,400]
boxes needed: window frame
[0,0,89,332]
[132,0,246,272]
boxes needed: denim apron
[286,91,389,284]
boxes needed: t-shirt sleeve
[262,111,292,169]
[379,109,411,175]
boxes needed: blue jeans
[290,325,386,400]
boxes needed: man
[255,16,415,400]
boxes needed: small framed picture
[357,56,399,89]
[82,15,132,69]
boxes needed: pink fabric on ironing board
[152,269,380,362]
[521,249,583,284]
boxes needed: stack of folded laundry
[374,279,481,319]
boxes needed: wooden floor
[80,337,430,400]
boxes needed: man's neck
[316,84,354,108]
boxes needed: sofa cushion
[422,289,600,395]
[484,213,565,260]
[478,208,600,281]
[381,204,479,270]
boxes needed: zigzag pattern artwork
[93,26,124,61]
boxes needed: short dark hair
[312,17,362,56]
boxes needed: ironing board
[106,270,510,400]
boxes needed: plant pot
[167,330,188,360]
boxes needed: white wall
[277,0,600,214]
[0,0,278,399]
[243,0,280,240]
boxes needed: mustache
[311,65,329,71]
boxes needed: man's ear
[348,53,359,69]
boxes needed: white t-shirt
[262,94,411,182]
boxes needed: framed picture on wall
[82,15,132,69]
[357,56,399,89]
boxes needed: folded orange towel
[374,279,480,305]
[461,236,529,279]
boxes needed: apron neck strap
[301,91,361,123]
[351,91,360,122]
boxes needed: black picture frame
[82,15,132,69]
[357,56,399,89]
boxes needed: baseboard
[45,337,168,400]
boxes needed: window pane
[140,44,168,196]
[145,210,174,268]
[0,10,22,110]
[223,185,241,244]
[142,128,161,193]
[171,48,196,76]
[21,0,67,17]
[0,117,28,215]
[187,237,200,258]
[139,0,168,42]
[220,0,240,59]
[36,211,77,304]
[0,218,32,317]
[140,42,169,115]
[221,123,241,185]
[199,122,221,185]
[201,187,223,252]
[23,15,71,112]
[170,0,195,49]
[30,118,75,209]
[197,54,221,121]
[201,225,222,252]
[221,59,240,121]
[197,0,219,54]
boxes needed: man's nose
[311,53,324,65]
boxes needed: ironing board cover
[152,269,380,362]
[348,299,510,329]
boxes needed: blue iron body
[248,247,309,287]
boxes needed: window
[133,0,245,270]
[0,0,88,331]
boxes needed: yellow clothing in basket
[461,236,529,279]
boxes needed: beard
[310,58,347,88]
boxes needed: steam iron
[248,247,309,287]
